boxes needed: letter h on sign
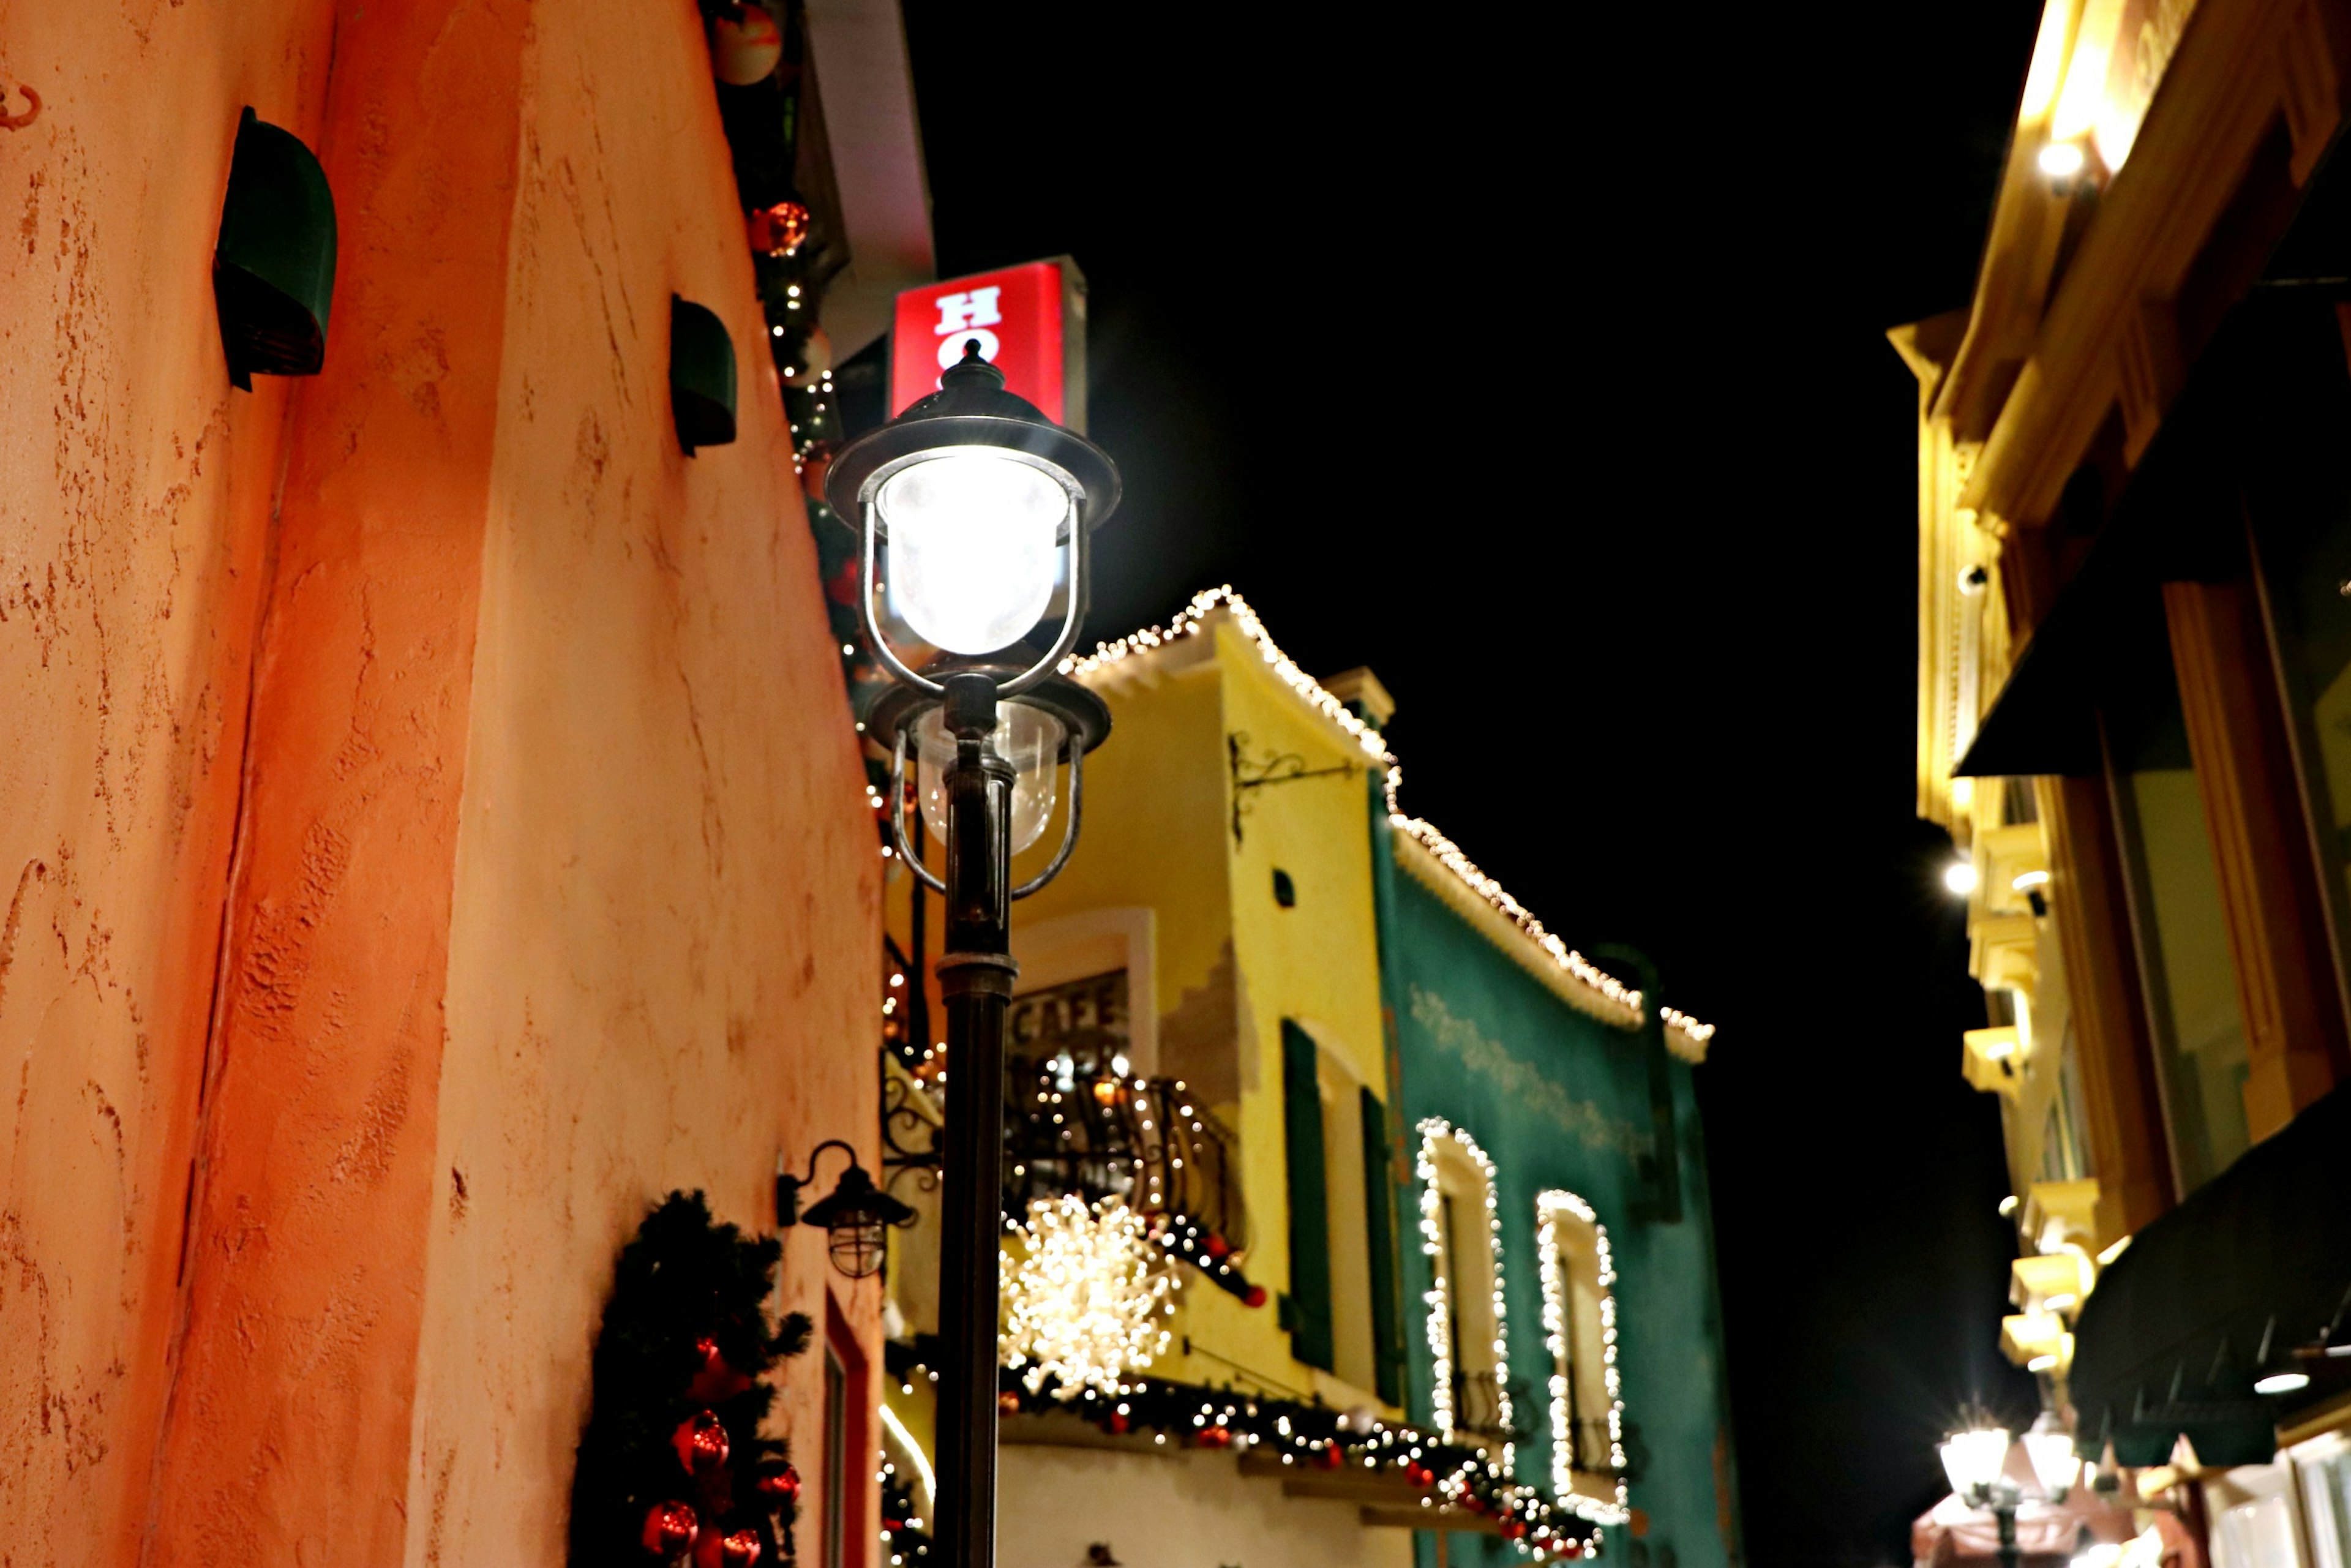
[933,287,1003,370]
[891,260,1086,429]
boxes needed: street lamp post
[1941,1414,2079,1568]
[1940,1425,2021,1568]
[828,342,1120,1568]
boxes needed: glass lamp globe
[879,448,1069,656]
[912,700,1068,852]
[1940,1426,2012,1495]
[2023,1412,2080,1497]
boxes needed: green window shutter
[1281,1020,1334,1371]
[1360,1086,1405,1405]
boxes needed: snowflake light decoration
[1000,1195,1178,1400]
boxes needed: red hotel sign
[888,257,1089,430]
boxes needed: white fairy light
[1536,1190,1630,1526]
[999,1194,1178,1400]
[1059,585,1716,1053]
[1417,1118,1512,1472]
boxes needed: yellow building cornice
[1068,587,1717,1060]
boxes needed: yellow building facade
[1902,0,2351,1554]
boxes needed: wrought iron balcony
[1562,1415,1630,1478]
[876,1048,1259,1302]
[1447,1370,1531,1442]
[1006,1060,1256,1301]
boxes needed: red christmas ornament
[1318,1442,1346,1470]
[754,1463,801,1506]
[1242,1285,1268,1309]
[998,1390,1023,1416]
[710,5,783,85]
[672,1409,730,1476]
[1196,1425,1232,1449]
[823,551,858,608]
[719,1531,763,1567]
[1106,1412,1131,1435]
[747,201,812,258]
[642,1501,699,1559]
[1202,1233,1231,1259]
[686,1338,754,1405]
[1502,1518,1528,1540]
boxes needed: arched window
[1415,1119,1511,1452]
[1537,1190,1630,1524]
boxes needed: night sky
[894,7,2049,1561]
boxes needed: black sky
[895,7,2049,1560]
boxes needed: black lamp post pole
[931,670,1018,1568]
[1965,1480,2022,1568]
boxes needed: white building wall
[997,1442,1418,1568]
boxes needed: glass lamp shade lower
[827,1220,887,1280]
[914,700,1067,853]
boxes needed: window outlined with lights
[1415,1118,1512,1465]
[1536,1189,1630,1525]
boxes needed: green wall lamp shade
[212,107,336,391]
[670,296,738,453]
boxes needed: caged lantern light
[825,337,1120,1568]
[778,1140,916,1281]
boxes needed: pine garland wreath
[570,1191,814,1567]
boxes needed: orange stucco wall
[1,3,879,1563]
[400,0,882,1559]
[0,7,334,1564]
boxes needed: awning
[2069,1080,2351,1467]
[1952,313,2268,781]
[1953,139,2351,782]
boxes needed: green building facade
[1368,803,1744,1567]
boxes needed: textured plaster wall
[0,7,333,1564]
[146,3,537,1560]
[400,0,881,1562]
[2,1,876,1562]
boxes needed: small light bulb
[2039,140,2086,178]
[1945,860,1979,895]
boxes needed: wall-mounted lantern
[213,107,336,391]
[777,1140,913,1280]
[670,296,738,454]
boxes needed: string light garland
[999,1195,1179,1400]
[1417,1118,1513,1473]
[989,1369,1603,1559]
[1058,587,1715,1054]
[1537,1191,1630,1526]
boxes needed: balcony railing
[1447,1370,1531,1442]
[1005,1060,1255,1298]
[1562,1415,1629,1477]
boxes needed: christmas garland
[992,1370,1607,1561]
[569,1192,812,1567]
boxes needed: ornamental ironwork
[1226,731,1359,845]
[1006,1059,1256,1303]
